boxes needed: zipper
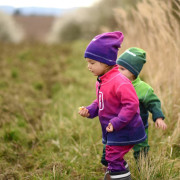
[97,76,101,109]
[97,76,101,103]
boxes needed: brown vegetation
[114,0,180,175]
[14,15,55,42]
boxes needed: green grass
[0,42,179,180]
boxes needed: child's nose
[88,64,91,70]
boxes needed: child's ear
[133,75,136,80]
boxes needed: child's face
[118,65,135,81]
[86,58,108,76]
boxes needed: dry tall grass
[114,0,180,178]
[115,0,180,136]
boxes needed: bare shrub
[0,11,24,43]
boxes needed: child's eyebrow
[88,60,95,63]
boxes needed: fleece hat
[84,31,124,66]
[117,47,146,77]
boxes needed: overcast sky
[0,0,100,9]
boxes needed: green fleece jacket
[132,76,165,128]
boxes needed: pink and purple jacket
[86,65,147,146]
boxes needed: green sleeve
[143,87,165,122]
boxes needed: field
[0,0,180,179]
[0,41,179,180]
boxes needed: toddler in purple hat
[79,32,147,180]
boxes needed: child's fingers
[106,126,110,132]
[155,122,160,128]
[106,123,110,131]
[162,123,167,130]
[106,123,113,132]
[155,121,167,130]
[82,111,89,117]
[79,110,87,116]
[155,123,158,128]
[78,106,85,114]
[160,122,166,130]
[78,107,89,117]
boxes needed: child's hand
[78,106,90,117]
[106,123,114,132]
[155,118,167,130]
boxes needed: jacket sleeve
[110,83,139,131]
[86,99,99,119]
[143,87,165,122]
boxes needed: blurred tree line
[47,0,141,43]
[0,0,179,43]
[47,0,180,43]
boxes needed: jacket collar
[98,65,120,84]
[132,76,141,87]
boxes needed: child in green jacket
[101,47,167,167]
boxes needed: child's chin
[92,72,97,76]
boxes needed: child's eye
[119,67,124,71]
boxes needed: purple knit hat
[84,31,124,65]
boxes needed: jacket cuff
[153,112,165,122]
[86,106,98,119]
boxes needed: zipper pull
[97,77,101,89]
[97,76,101,83]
